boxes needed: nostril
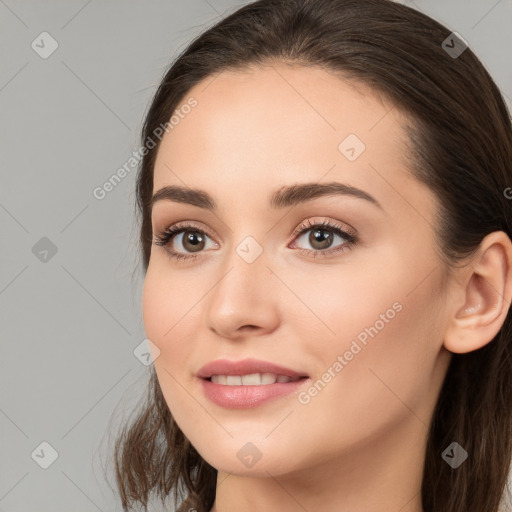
[239,325,259,332]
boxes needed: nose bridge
[204,234,279,336]
[213,235,271,307]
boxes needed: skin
[142,63,512,512]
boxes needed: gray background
[1,0,511,511]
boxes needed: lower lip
[200,377,310,409]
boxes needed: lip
[197,358,308,379]
[197,358,310,409]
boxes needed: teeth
[242,373,262,385]
[210,373,300,385]
[261,373,276,385]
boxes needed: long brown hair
[107,0,512,510]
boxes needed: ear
[444,231,512,354]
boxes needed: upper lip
[197,358,309,379]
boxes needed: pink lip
[197,358,308,379]
[197,358,310,409]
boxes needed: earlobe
[443,231,512,354]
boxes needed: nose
[204,245,280,340]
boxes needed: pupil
[310,229,332,249]
[184,231,205,252]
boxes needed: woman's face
[143,63,453,478]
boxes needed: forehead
[152,63,422,215]
[154,64,407,170]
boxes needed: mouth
[197,359,310,408]
[197,357,308,381]
[204,373,307,385]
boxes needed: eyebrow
[149,181,382,211]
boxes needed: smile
[209,373,303,385]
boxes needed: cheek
[142,267,169,348]
[142,266,201,424]
[142,264,196,366]
[302,262,445,437]
[274,257,404,349]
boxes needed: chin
[193,437,304,477]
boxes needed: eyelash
[153,218,357,262]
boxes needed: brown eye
[180,230,206,252]
[294,224,352,252]
[308,228,334,250]
[154,223,219,261]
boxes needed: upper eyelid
[160,220,217,239]
[291,217,356,238]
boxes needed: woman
[109,0,512,510]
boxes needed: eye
[153,222,218,261]
[153,218,357,262]
[289,218,357,257]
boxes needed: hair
[108,0,512,511]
